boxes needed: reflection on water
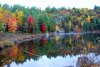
[0,33,100,67]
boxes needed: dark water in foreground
[0,33,100,67]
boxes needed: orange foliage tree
[9,45,18,59]
[8,17,18,32]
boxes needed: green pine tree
[0,21,5,32]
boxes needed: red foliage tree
[28,45,33,57]
[78,28,81,33]
[28,41,35,57]
[27,15,34,23]
[41,37,47,45]
[27,15,34,33]
[29,25,33,33]
[41,24,46,33]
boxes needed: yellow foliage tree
[18,51,25,61]
[0,7,3,20]
[86,16,91,23]
[55,35,59,42]
[0,7,3,12]
[68,21,72,28]
[0,13,3,20]
[87,42,94,49]
[2,10,10,24]
[77,17,81,21]
[16,11,23,25]
[69,37,72,44]
[12,12,17,19]
[75,25,79,32]
[55,24,59,31]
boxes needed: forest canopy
[0,4,100,33]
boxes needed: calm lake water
[0,33,100,67]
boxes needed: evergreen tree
[0,21,5,32]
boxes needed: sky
[0,0,100,10]
[9,55,80,67]
[8,54,100,67]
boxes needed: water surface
[0,33,100,67]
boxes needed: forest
[0,4,100,34]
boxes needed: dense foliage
[0,4,100,33]
[0,21,4,32]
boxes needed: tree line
[0,4,100,34]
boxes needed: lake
[0,33,100,67]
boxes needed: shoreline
[0,31,100,47]
[0,33,44,47]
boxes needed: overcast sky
[0,0,100,9]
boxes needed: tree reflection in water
[0,33,100,67]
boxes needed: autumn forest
[0,2,100,67]
[0,4,100,34]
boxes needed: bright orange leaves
[8,18,17,32]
